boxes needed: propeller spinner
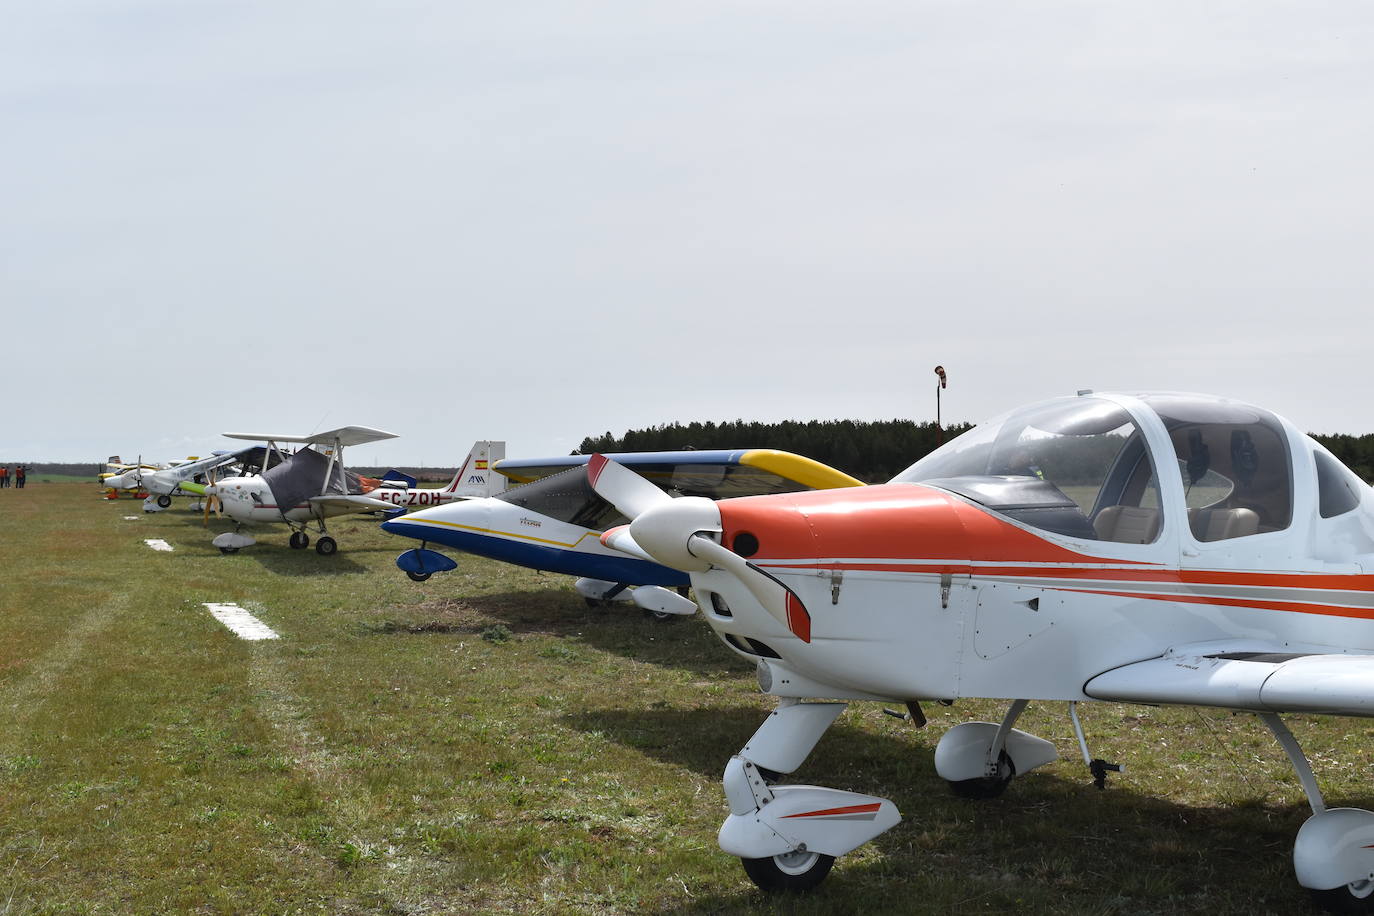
[587,454,812,642]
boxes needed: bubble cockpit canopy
[892,393,1299,544]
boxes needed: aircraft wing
[160,447,257,483]
[223,426,398,447]
[1084,643,1374,717]
[307,494,400,513]
[494,449,864,497]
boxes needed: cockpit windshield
[893,398,1161,543]
[494,466,630,531]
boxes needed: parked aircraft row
[107,391,1374,912]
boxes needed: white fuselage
[680,394,1374,706]
[212,475,337,525]
[367,487,468,510]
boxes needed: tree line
[577,420,1374,484]
[576,420,973,483]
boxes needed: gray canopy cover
[261,447,363,511]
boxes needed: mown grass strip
[2,483,1370,913]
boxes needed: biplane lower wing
[1084,643,1374,717]
[308,494,400,513]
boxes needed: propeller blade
[686,535,812,643]
[587,454,671,520]
[599,525,657,563]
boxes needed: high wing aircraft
[379,449,864,617]
[104,449,256,509]
[206,426,399,555]
[363,441,507,512]
[99,456,163,496]
[588,391,1374,912]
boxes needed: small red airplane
[589,390,1374,912]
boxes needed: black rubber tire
[948,750,1016,799]
[406,570,432,582]
[642,608,676,622]
[289,531,308,549]
[315,536,337,556]
[741,851,835,893]
[219,546,238,555]
[156,494,172,508]
[1311,882,1374,914]
[584,597,604,609]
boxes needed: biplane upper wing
[493,449,864,497]
[1084,642,1374,717]
[223,427,397,447]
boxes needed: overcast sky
[4,1,1371,466]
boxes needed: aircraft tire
[156,494,172,508]
[643,608,676,622]
[219,547,238,555]
[406,571,432,582]
[289,531,308,549]
[740,850,834,893]
[1311,881,1374,914]
[315,536,337,556]
[947,750,1015,799]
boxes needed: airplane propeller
[202,467,224,524]
[587,454,812,642]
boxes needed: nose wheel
[741,850,835,892]
[1312,880,1374,913]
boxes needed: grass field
[2,484,1370,914]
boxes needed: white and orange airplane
[589,390,1374,911]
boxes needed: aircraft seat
[1188,507,1260,542]
[1093,506,1161,544]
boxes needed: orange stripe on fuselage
[1062,588,1374,621]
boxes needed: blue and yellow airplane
[381,449,864,617]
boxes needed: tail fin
[443,441,507,497]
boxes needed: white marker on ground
[204,603,279,641]
[123,516,140,520]
[144,539,173,552]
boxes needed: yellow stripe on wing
[741,450,866,489]
[401,517,606,550]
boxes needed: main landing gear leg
[934,699,1058,799]
[314,519,336,556]
[1069,701,1122,789]
[720,699,900,893]
[1262,713,1374,913]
